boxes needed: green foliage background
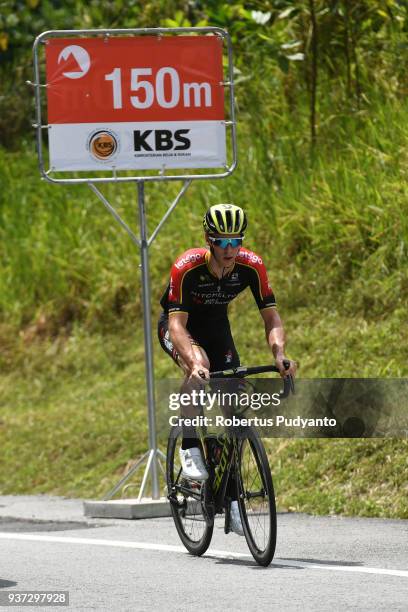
[0,1,407,514]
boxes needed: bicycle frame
[167,362,294,565]
[169,363,294,513]
[169,431,236,511]
[205,434,238,514]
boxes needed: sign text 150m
[105,67,213,110]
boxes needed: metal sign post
[31,27,237,516]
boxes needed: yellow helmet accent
[203,204,247,235]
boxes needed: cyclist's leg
[207,317,243,421]
[158,311,190,367]
[205,318,241,416]
[177,345,210,450]
[204,320,243,502]
[205,317,240,374]
[158,312,210,449]
[158,311,208,369]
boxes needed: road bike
[166,363,294,567]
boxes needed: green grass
[269,438,408,518]
[0,90,407,516]
[1,96,407,330]
[0,308,406,515]
[0,329,149,496]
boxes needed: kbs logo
[88,130,119,161]
[134,129,190,152]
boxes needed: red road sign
[45,36,227,172]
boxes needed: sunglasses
[208,236,244,248]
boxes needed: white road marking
[0,532,407,578]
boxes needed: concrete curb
[83,498,172,519]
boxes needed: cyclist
[158,203,296,533]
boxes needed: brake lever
[279,360,295,399]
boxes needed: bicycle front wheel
[166,426,213,556]
[236,428,277,566]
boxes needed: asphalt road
[0,496,407,611]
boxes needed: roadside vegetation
[0,1,407,516]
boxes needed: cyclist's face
[206,233,242,266]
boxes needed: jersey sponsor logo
[168,305,182,313]
[174,252,203,269]
[225,349,233,364]
[197,273,213,287]
[168,278,175,299]
[192,296,235,305]
[239,251,263,265]
[192,290,236,300]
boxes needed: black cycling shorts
[157,311,240,372]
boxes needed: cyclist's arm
[260,307,296,377]
[244,254,296,377]
[168,312,209,381]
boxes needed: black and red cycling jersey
[160,247,277,323]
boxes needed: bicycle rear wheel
[236,428,277,566]
[166,426,213,556]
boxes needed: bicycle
[166,363,294,567]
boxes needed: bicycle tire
[166,426,213,556]
[236,428,277,566]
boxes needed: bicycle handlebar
[209,364,280,378]
[208,361,295,399]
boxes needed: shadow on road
[0,517,96,533]
[280,557,364,567]
[0,580,17,589]
[199,554,303,570]
[200,554,365,571]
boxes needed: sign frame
[32,27,237,185]
[31,27,238,512]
